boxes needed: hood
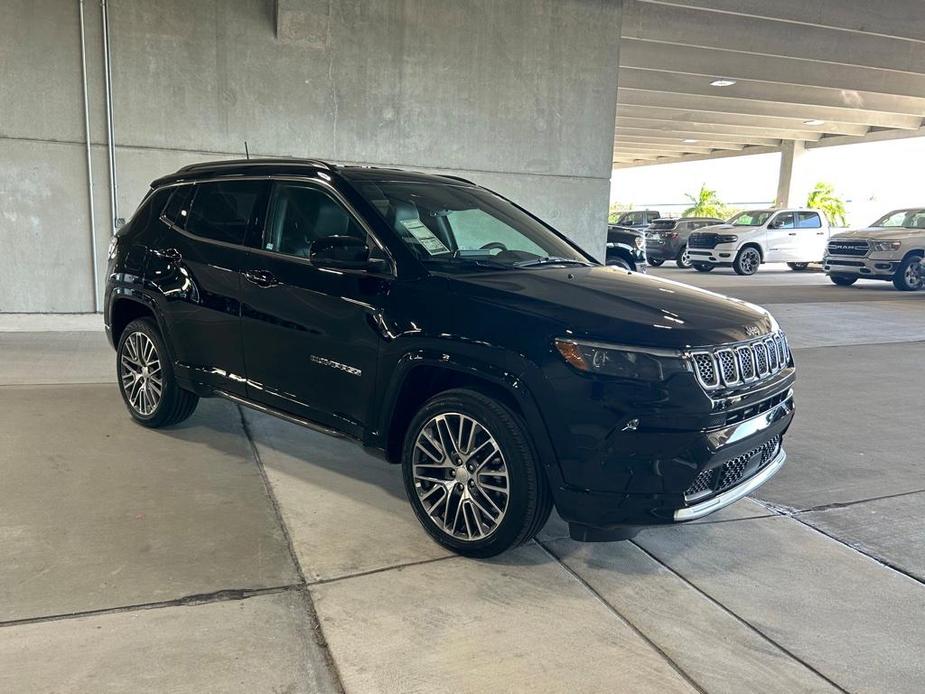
[694,223,757,233]
[445,265,774,349]
[832,227,925,240]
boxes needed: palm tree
[683,184,728,219]
[806,182,847,227]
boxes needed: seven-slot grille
[689,330,790,391]
[684,435,782,500]
[827,239,869,257]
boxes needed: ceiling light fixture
[682,139,699,143]
[803,119,826,126]
[710,79,736,87]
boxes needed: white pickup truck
[687,208,831,276]
[824,208,925,291]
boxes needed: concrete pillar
[775,140,806,207]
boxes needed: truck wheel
[829,275,858,286]
[402,388,552,558]
[647,257,665,267]
[893,255,924,291]
[693,263,714,272]
[733,247,761,275]
[117,318,199,428]
[675,246,692,269]
[787,262,809,271]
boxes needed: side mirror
[114,217,126,230]
[309,235,374,271]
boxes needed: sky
[610,137,925,228]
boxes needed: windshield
[871,208,925,229]
[728,210,773,226]
[354,181,592,272]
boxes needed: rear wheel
[829,274,858,286]
[117,318,198,427]
[608,256,632,270]
[675,246,692,269]
[733,247,761,276]
[693,263,714,272]
[893,255,924,291]
[787,262,809,271]
[647,257,665,267]
[402,389,552,557]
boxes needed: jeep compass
[105,159,795,557]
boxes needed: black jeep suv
[105,159,795,557]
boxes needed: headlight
[634,236,644,249]
[717,234,739,243]
[871,240,901,252]
[554,339,684,382]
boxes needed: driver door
[765,212,798,262]
[239,180,391,435]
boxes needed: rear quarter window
[184,180,266,245]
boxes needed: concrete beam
[775,140,806,207]
[616,106,870,137]
[623,1,925,75]
[616,117,819,142]
[619,69,925,120]
[620,40,925,102]
[613,145,780,168]
[618,90,924,131]
[615,126,781,146]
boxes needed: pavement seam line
[627,540,851,694]
[0,584,300,630]
[535,540,708,694]
[237,406,347,694]
[788,487,925,514]
[308,554,459,586]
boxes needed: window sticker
[401,219,450,255]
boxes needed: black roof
[151,158,475,188]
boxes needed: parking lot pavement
[2,267,924,692]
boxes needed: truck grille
[684,435,782,500]
[689,331,790,392]
[827,240,869,257]
[688,233,718,249]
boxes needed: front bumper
[824,254,898,279]
[552,391,794,539]
[688,244,737,265]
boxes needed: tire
[675,246,692,269]
[892,255,924,291]
[693,263,714,272]
[829,274,858,286]
[788,262,809,271]
[647,257,665,267]
[733,247,762,276]
[402,388,553,558]
[608,256,632,270]
[117,317,199,428]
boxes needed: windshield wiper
[513,256,592,268]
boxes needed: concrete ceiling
[613,0,925,167]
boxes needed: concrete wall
[1,0,622,313]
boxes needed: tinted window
[162,185,194,229]
[771,213,796,229]
[185,180,264,245]
[265,183,367,258]
[797,212,822,228]
[872,209,925,228]
[619,212,644,226]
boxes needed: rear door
[795,211,828,261]
[239,179,390,435]
[149,179,269,395]
[765,211,798,261]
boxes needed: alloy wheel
[411,412,510,541]
[679,248,691,268]
[120,331,163,416]
[741,249,760,274]
[905,259,924,289]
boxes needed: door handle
[816,232,825,235]
[788,232,797,236]
[152,247,181,261]
[243,269,278,287]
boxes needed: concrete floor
[1,264,923,693]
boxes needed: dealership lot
[1,265,922,693]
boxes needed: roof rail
[176,158,333,173]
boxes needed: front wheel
[829,274,858,286]
[608,256,632,270]
[117,318,199,428]
[733,247,761,275]
[893,255,924,291]
[675,246,692,269]
[788,262,809,271]
[693,263,714,272]
[402,389,553,557]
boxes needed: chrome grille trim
[688,330,790,392]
